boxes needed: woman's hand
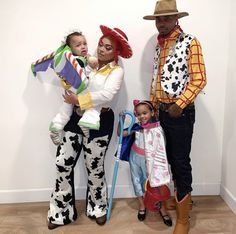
[63,90,79,105]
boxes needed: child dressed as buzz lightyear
[31,30,99,144]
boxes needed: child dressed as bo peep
[118,100,172,226]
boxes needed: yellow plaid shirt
[150,26,207,109]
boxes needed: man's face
[155,15,178,36]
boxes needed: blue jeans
[129,150,147,197]
[159,105,195,198]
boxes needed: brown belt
[101,107,110,113]
[159,102,194,111]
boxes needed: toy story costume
[143,1,207,233]
[120,100,170,195]
[32,42,100,142]
[46,25,133,229]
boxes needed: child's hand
[50,131,61,145]
[87,56,98,69]
[119,111,126,122]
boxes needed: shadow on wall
[139,34,157,98]
[9,68,59,201]
[12,68,87,202]
[105,59,131,187]
[189,95,220,195]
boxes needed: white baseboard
[0,186,133,204]
[0,187,86,204]
[168,182,220,196]
[191,182,221,195]
[0,183,220,204]
[220,185,236,215]
[0,188,54,204]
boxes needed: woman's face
[97,36,116,64]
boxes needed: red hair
[98,34,122,64]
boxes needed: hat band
[114,30,129,43]
[154,9,179,14]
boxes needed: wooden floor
[0,196,235,234]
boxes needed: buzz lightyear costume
[32,45,101,142]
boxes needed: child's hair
[133,100,155,112]
[65,31,84,47]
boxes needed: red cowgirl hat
[100,25,133,58]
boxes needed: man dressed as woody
[143,0,207,233]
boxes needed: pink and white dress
[143,122,171,187]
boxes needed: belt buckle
[101,107,110,113]
[159,102,168,111]
[159,102,175,111]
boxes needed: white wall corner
[220,185,236,215]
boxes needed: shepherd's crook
[107,111,136,221]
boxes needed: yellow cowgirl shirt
[77,61,124,110]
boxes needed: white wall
[0,0,231,206]
[221,0,236,215]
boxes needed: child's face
[135,104,153,125]
[69,35,88,56]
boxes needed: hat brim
[100,25,133,58]
[143,12,189,20]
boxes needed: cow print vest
[152,33,194,98]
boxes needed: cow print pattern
[48,131,83,225]
[83,135,110,218]
[47,132,111,225]
[160,33,194,97]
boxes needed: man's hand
[167,103,183,118]
[63,90,78,105]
